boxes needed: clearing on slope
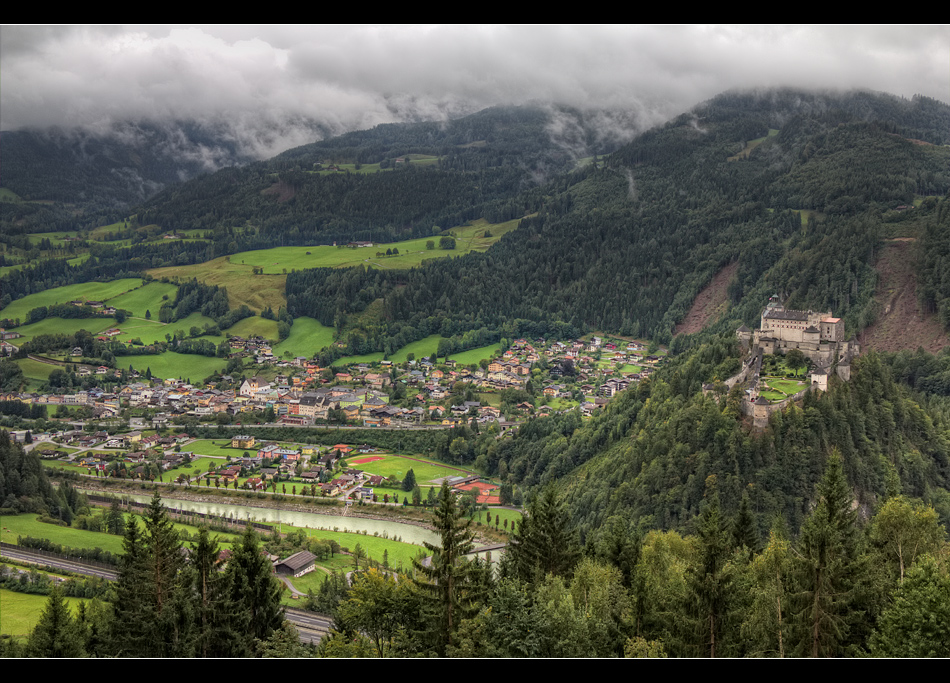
[674,262,739,336]
[859,239,950,353]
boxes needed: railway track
[1,544,332,644]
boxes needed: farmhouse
[275,551,317,577]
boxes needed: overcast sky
[2,25,946,158]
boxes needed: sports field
[342,453,475,484]
[455,481,501,505]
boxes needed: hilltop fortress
[738,296,859,382]
[732,297,860,428]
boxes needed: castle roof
[763,308,810,321]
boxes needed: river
[110,491,441,546]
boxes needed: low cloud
[2,25,945,158]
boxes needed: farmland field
[14,358,59,386]
[449,343,503,366]
[127,352,228,382]
[388,334,442,363]
[227,217,522,275]
[275,317,335,358]
[148,259,288,314]
[0,588,89,638]
[0,279,144,322]
[107,281,179,318]
[7,317,115,345]
[227,316,279,341]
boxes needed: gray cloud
[2,25,946,158]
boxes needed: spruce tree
[190,527,248,657]
[26,585,85,658]
[112,492,194,657]
[506,485,580,584]
[412,481,478,656]
[225,525,285,654]
[685,492,733,657]
[789,449,865,657]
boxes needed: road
[0,544,333,644]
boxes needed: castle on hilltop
[737,296,859,384]
[729,297,861,428]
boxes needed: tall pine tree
[412,481,478,656]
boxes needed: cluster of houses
[3,333,662,430]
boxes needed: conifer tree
[112,492,194,657]
[224,525,285,654]
[685,491,733,657]
[789,449,865,657]
[412,481,478,656]
[190,527,246,657]
[26,585,85,658]
[506,485,580,584]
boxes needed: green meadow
[471,507,522,529]
[107,281,179,318]
[0,279,144,322]
[0,588,89,638]
[332,351,386,367]
[311,154,439,176]
[231,217,522,276]
[274,317,335,358]
[227,316,279,341]
[127,352,228,382]
[449,343,503,366]
[13,358,59,388]
[388,334,442,363]
[0,512,243,557]
[8,317,115,345]
[187,440,248,457]
[346,453,475,485]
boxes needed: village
[1,332,664,507]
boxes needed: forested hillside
[286,90,950,350]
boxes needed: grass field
[7,317,115,345]
[346,453,475,485]
[471,507,522,530]
[274,317,335,358]
[312,154,439,176]
[0,279,145,322]
[107,281,179,318]
[285,525,424,570]
[764,377,808,396]
[146,216,525,314]
[332,350,386,367]
[127,352,228,382]
[186,440,250,457]
[112,318,172,345]
[0,588,89,638]
[0,512,244,558]
[448,343,503,366]
[14,358,59,384]
[0,188,23,202]
[388,334,442,363]
[227,316,279,341]
[148,258,288,313]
